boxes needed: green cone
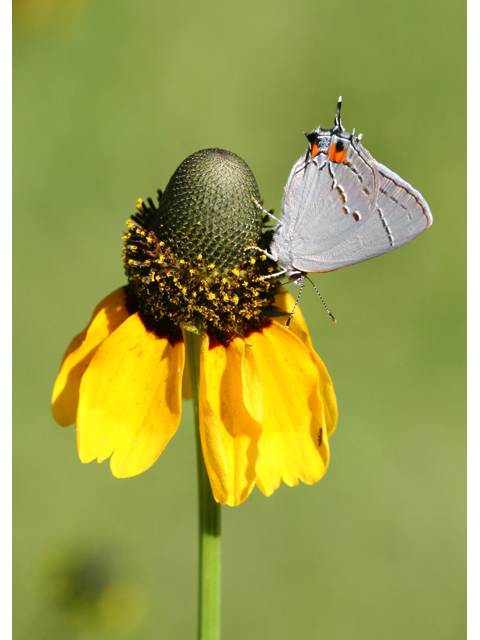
[158,148,264,269]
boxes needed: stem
[184,330,222,640]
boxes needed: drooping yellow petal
[248,321,330,497]
[52,288,131,427]
[77,313,184,478]
[61,326,88,365]
[199,334,263,506]
[274,289,338,437]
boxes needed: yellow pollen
[137,198,143,205]
[124,219,281,334]
[260,254,267,261]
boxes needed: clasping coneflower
[52,148,337,638]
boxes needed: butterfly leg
[258,268,287,281]
[244,245,277,261]
[251,197,282,225]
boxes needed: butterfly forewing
[286,137,378,272]
[287,160,432,273]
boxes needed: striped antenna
[286,277,305,327]
[306,275,337,323]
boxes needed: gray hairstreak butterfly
[253,97,433,322]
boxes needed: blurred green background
[13,0,465,638]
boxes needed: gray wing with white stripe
[286,140,379,263]
[291,162,433,272]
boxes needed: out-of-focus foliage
[39,544,146,636]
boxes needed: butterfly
[258,97,433,322]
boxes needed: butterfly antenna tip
[305,276,337,324]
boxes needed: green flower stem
[184,330,222,640]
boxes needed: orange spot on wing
[328,143,348,164]
[310,141,320,159]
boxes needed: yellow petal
[52,288,131,427]
[61,326,89,365]
[273,289,338,436]
[199,334,263,506]
[77,313,184,478]
[248,321,330,497]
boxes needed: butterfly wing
[375,162,433,245]
[291,161,433,272]
[283,138,379,266]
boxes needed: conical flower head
[158,148,263,268]
[123,149,277,335]
[52,145,338,506]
